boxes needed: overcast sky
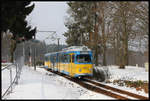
[26,2,69,45]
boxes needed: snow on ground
[108,65,149,82]
[4,65,114,99]
[95,65,149,97]
[2,65,149,99]
[102,82,149,97]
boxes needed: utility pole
[57,38,60,51]
[29,45,32,67]
[34,32,36,70]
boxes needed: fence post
[18,64,20,79]
[10,67,12,93]
[15,64,18,84]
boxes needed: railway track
[82,78,148,100]
[45,68,149,100]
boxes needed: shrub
[119,64,125,69]
[93,66,111,82]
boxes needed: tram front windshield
[76,54,91,63]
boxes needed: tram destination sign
[80,51,89,54]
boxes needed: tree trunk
[124,34,128,65]
[95,25,99,66]
[94,3,99,66]
[103,45,106,66]
[10,40,16,63]
[123,13,128,67]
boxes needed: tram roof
[62,45,91,52]
[45,46,91,56]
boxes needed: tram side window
[60,54,64,63]
[72,55,74,63]
[62,54,70,63]
[61,54,65,63]
[50,55,53,62]
[64,54,68,63]
[54,56,56,63]
[67,54,71,63]
[69,55,71,63]
[50,55,55,63]
[60,54,63,63]
[68,55,71,63]
[58,54,61,62]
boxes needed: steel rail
[82,78,149,100]
[64,75,130,100]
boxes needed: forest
[64,1,148,67]
[1,1,148,68]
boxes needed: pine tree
[1,1,36,62]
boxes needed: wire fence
[1,42,24,99]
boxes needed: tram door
[69,53,74,77]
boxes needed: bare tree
[1,30,13,62]
[108,2,143,68]
[96,2,113,66]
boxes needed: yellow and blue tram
[44,46,93,78]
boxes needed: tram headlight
[79,68,82,72]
